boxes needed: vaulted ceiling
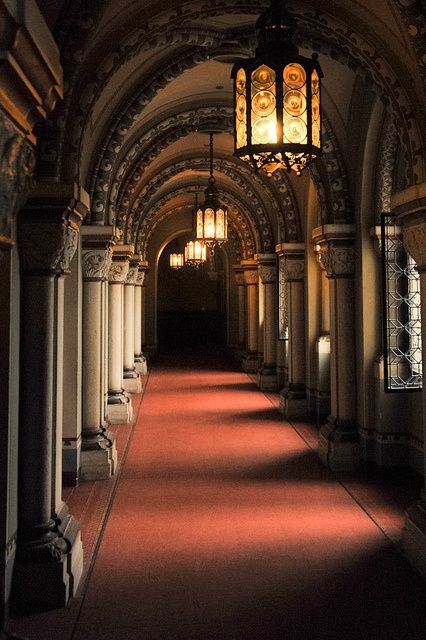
[35,0,426,256]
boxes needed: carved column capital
[126,266,139,285]
[233,265,244,286]
[0,115,35,244]
[392,182,426,270]
[275,243,305,281]
[109,258,130,284]
[243,269,258,285]
[82,247,113,281]
[312,225,356,278]
[256,253,277,284]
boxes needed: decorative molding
[375,117,399,217]
[82,248,112,280]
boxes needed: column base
[10,518,83,616]
[256,365,278,391]
[107,391,133,424]
[233,347,246,362]
[402,493,426,578]
[134,355,147,375]
[242,353,259,373]
[279,385,306,419]
[80,432,118,480]
[318,416,360,471]
[123,370,141,393]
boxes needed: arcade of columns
[1,0,426,622]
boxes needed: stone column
[134,260,148,375]
[13,203,85,615]
[313,244,331,421]
[241,260,259,373]
[107,248,132,424]
[392,182,426,578]
[81,240,117,480]
[276,250,288,388]
[123,256,141,393]
[312,225,359,471]
[233,266,246,360]
[256,254,278,391]
[276,244,307,419]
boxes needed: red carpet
[70,347,425,640]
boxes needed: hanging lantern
[195,133,228,247]
[231,0,323,176]
[184,240,207,267]
[169,253,184,269]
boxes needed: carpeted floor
[9,347,426,639]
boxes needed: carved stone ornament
[259,265,277,284]
[108,259,129,283]
[19,222,79,274]
[403,224,426,270]
[0,115,35,241]
[318,244,355,278]
[82,249,112,280]
[234,271,245,286]
[243,269,258,285]
[126,266,139,285]
[284,258,305,282]
[136,270,145,286]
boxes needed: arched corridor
[9,347,426,639]
[1,0,426,634]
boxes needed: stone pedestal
[256,255,278,391]
[81,239,117,478]
[312,225,359,471]
[393,182,426,577]
[241,261,259,373]
[12,203,85,615]
[107,248,133,424]
[276,244,307,419]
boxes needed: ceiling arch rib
[131,176,264,259]
[139,199,249,263]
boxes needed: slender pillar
[241,260,259,373]
[312,225,359,470]
[276,250,288,388]
[256,254,278,390]
[313,245,331,420]
[81,240,117,480]
[107,248,133,423]
[123,256,141,393]
[393,182,426,577]
[134,260,148,375]
[13,205,85,615]
[276,244,307,418]
[233,266,246,360]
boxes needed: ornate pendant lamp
[184,240,207,267]
[231,0,323,176]
[169,252,184,269]
[195,133,228,247]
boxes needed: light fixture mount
[231,0,323,177]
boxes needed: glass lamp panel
[216,209,225,239]
[311,70,320,148]
[235,68,247,149]
[204,208,215,239]
[283,63,307,145]
[251,65,277,145]
[196,209,204,239]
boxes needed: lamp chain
[209,132,214,181]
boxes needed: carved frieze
[82,248,112,281]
